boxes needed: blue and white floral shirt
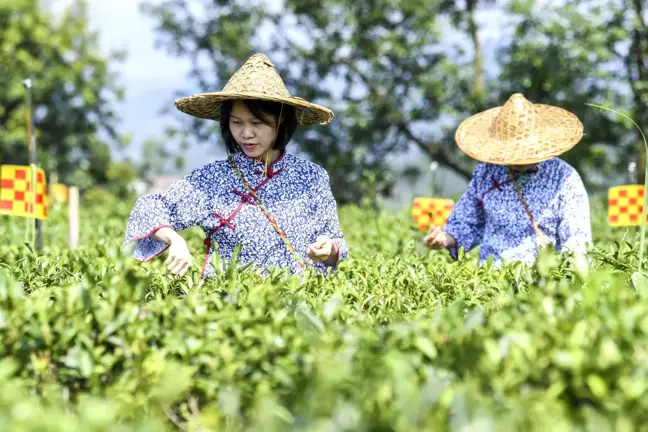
[443,157,592,266]
[123,151,349,277]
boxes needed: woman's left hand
[307,235,338,264]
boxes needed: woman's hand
[154,227,193,276]
[423,226,457,250]
[307,235,338,265]
[166,238,193,276]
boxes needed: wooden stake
[23,79,42,251]
[68,186,79,250]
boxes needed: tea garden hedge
[0,195,647,431]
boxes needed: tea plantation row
[0,196,646,431]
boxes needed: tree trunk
[466,0,484,105]
[630,0,648,185]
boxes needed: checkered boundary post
[411,197,455,232]
[608,185,645,227]
[0,165,48,220]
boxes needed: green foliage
[586,103,648,274]
[105,162,140,200]
[498,0,648,188]
[0,0,126,185]
[0,198,647,430]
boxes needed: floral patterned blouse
[443,157,592,266]
[123,151,349,278]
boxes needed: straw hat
[174,53,334,126]
[454,93,584,165]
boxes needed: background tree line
[1,0,646,204]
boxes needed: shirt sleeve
[310,169,349,270]
[443,163,487,260]
[556,169,592,255]
[123,166,213,262]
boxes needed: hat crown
[221,53,292,98]
[489,93,539,143]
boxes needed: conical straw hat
[455,93,584,165]
[174,53,334,126]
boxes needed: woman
[123,53,348,278]
[425,93,592,267]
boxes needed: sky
[51,0,206,166]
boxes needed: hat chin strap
[254,103,285,177]
[254,151,272,177]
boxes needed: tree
[440,0,497,107]
[0,0,126,186]
[141,0,496,204]
[497,0,648,189]
[620,0,648,184]
[142,0,644,203]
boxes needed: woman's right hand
[166,238,193,276]
[154,227,193,276]
[424,226,456,250]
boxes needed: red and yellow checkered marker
[608,185,646,226]
[51,183,68,204]
[0,165,48,220]
[411,197,454,232]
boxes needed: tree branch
[632,0,648,34]
[333,56,473,179]
[466,0,484,101]
[397,121,472,179]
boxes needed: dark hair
[220,99,297,154]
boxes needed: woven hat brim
[174,91,334,126]
[455,104,584,165]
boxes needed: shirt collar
[508,162,542,175]
[231,150,287,177]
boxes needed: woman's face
[229,100,279,159]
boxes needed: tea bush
[0,194,647,431]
